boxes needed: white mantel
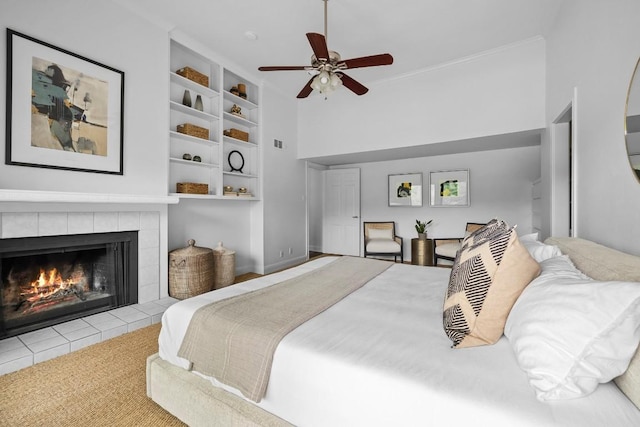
[0,190,179,204]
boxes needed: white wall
[544,0,640,255]
[0,0,168,196]
[261,86,307,273]
[330,145,540,258]
[298,38,545,160]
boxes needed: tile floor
[0,297,178,375]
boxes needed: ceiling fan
[258,0,393,99]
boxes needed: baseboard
[264,255,308,275]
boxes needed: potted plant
[415,219,433,240]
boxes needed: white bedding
[159,256,640,426]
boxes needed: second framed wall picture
[429,169,470,207]
[388,173,422,207]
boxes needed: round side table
[411,238,434,266]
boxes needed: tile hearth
[0,297,177,375]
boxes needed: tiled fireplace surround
[0,208,176,375]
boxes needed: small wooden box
[223,128,249,142]
[176,67,209,88]
[176,182,209,194]
[177,123,209,140]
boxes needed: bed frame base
[146,353,292,426]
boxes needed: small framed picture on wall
[429,169,470,207]
[388,173,422,207]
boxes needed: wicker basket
[213,242,236,289]
[169,239,214,299]
[177,123,209,140]
[223,128,249,142]
[176,66,209,88]
[176,182,208,194]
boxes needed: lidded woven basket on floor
[213,241,236,289]
[169,239,214,299]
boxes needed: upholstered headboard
[544,237,640,408]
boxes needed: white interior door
[322,168,361,256]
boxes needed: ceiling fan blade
[341,53,394,69]
[297,77,315,99]
[307,32,330,61]
[258,66,309,71]
[339,73,369,96]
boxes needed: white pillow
[519,232,539,242]
[519,235,562,262]
[505,256,640,401]
[534,255,589,280]
[367,228,393,240]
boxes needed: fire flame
[27,268,78,302]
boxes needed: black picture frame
[6,29,125,175]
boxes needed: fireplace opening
[0,232,137,339]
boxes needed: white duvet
[159,257,640,426]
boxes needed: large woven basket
[213,242,236,289]
[169,239,214,299]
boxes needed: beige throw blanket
[177,256,392,402]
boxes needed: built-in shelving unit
[168,39,260,200]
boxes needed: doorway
[322,168,361,256]
[552,96,576,237]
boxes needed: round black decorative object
[228,150,244,173]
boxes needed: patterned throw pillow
[461,218,506,248]
[443,222,540,348]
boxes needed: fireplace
[0,231,138,338]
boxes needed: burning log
[18,283,87,313]
[11,267,89,314]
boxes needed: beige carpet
[0,323,184,427]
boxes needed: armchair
[363,222,403,263]
[434,222,486,266]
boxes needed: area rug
[0,323,184,427]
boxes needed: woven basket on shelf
[168,239,214,299]
[213,242,236,289]
[177,123,209,140]
[223,128,249,142]
[176,66,209,87]
[176,182,208,194]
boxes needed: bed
[147,233,640,426]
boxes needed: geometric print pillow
[443,222,540,348]
[461,218,507,248]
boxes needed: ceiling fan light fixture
[311,70,336,95]
[330,72,342,88]
[318,70,330,85]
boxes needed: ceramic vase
[182,89,192,107]
[194,95,203,111]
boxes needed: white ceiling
[119,0,563,164]
[122,0,562,97]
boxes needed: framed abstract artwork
[388,173,422,207]
[6,29,125,174]
[429,169,470,207]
